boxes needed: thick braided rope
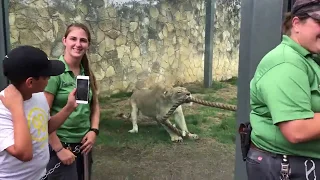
[188,97,237,111]
[158,98,186,137]
[158,96,237,138]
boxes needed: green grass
[183,80,227,94]
[96,110,171,148]
[99,91,132,104]
[184,105,237,144]
[97,80,238,147]
[207,115,237,144]
[222,77,238,86]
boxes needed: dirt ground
[91,83,237,180]
[92,139,235,180]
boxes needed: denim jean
[246,147,320,180]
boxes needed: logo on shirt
[61,81,75,88]
[27,107,49,149]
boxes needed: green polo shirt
[250,35,320,159]
[45,55,92,143]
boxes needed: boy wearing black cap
[0,45,78,180]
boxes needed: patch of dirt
[92,139,235,180]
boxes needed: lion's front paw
[128,129,138,133]
[187,133,199,140]
[171,136,183,143]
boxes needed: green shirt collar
[281,35,311,57]
[59,55,85,74]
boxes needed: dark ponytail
[282,12,293,35]
[81,53,98,109]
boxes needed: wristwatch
[90,128,99,136]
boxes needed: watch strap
[90,128,99,135]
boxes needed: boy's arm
[44,92,76,165]
[47,104,74,134]
[44,91,75,135]
[44,76,64,148]
[1,107,33,162]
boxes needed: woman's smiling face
[63,27,90,59]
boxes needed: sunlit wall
[8,0,240,94]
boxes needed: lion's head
[163,86,192,104]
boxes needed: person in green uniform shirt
[246,0,320,179]
[44,23,100,180]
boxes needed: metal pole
[234,0,285,179]
[0,0,10,90]
[203,0,215,88]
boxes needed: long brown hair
[64,23,99,111]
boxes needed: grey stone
[106,29,121,39]
[9,0,241,94]
[51,42,64,58]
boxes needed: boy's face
[25,76,50,93]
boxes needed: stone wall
[8,0,241,94]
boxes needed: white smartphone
[76,75,90,104]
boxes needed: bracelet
[55,147,64,153]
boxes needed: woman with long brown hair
[44,23,100,180]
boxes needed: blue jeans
[246,146,319,180]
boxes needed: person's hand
[0,84,23,112]
[56,148,76,165]
[80,131,96,154]
[65,89,78,111]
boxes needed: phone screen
[76,79,89,101]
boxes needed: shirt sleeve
[257,62,314,124]
[0,108,14,152]
[44,75,60,95]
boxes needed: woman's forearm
[279,113,320,143]
[49,131,63,152]
[90,98,100,129]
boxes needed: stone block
[9,0,241,94]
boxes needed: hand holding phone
[76,75,90,104]
[65,88,78,111]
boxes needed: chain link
[39,145,81,180]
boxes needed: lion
[125,84,199,142]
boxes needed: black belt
[250,143,283,158]
[50,142,82,156]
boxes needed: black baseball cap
[292,0,320,20]
[3,45,65,80]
